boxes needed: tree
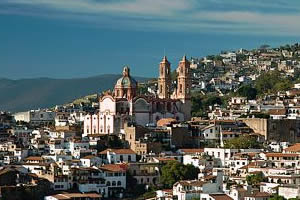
[246,172,265,185]
[160,161,199,188]
[269,195,286,200]
[254,70,292,95]
[191,93,227,117]
[236,85,257,100]
[224,135,262,149]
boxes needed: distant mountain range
[0,75,149,112]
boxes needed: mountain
[0,75,149,112]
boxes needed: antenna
[164,48,166,57]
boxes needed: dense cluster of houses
[190,45,300,95]
[2,107,300,200]
[3,46,300,199]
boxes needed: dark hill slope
[0,75,148,112]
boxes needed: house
[173,170,224,200]
[99,148,136,164]
[44,193,102,200]
[99,164,127,198]
[284,143,300,153]
[80,155,102,167]
[13,109,55,126]
[244,192,271,200]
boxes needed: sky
[1,0,300,79]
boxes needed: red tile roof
[25,156,43,161]
[99,164,127,172]
[245,192,271,198]
[157,118,177,127]
[284,143,300,152]
[265,153,299,157]
[99,148,136,155]
[210,194,234,200]
[179,148,204,154]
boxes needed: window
[112,181,116,186]
[128,155,131,162]
[106,181,111,186]
[120,155,123,162]
[117,181,121,186]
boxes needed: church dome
[115,66,137,88]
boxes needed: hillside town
[3,43,300,200]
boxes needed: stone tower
[176,55,191,120]
[158,56,171,99]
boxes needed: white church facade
[83,56,192,136]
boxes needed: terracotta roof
[51,193,101,200]
[99,148,136,155]
[265,153,299,157]
[175,180,205,187]
[81,155,96,159]
[268,109,286,115]
[154,157,176,162]
[204,175,217,181]
[25,156,43,161]
[245,192,271,198]
[99,164,127,172]
[157,118,177,127]
[210,194,234,200]
[284,143,300,152]
[179,148,204,154]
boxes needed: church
[83,55,192,136]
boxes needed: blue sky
[1,0,300,79]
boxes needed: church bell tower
[158,56,171,99]
[176,55,191,120]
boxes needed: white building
[13,109,55,126]
[99,148,136,164]
[84,57,192,136]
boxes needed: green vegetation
[223,135,262,149]
[191,93,228,117]
[246,172,265,185]
[254,70,293,95]
[160,161,199,188]
[236,85,257,100]
[269,195,286,200]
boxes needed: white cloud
[1,0,300,36]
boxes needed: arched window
[106,181,111,186]
[117,181,121,186]
[112,181,116,186]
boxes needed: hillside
[0,75,149,112]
